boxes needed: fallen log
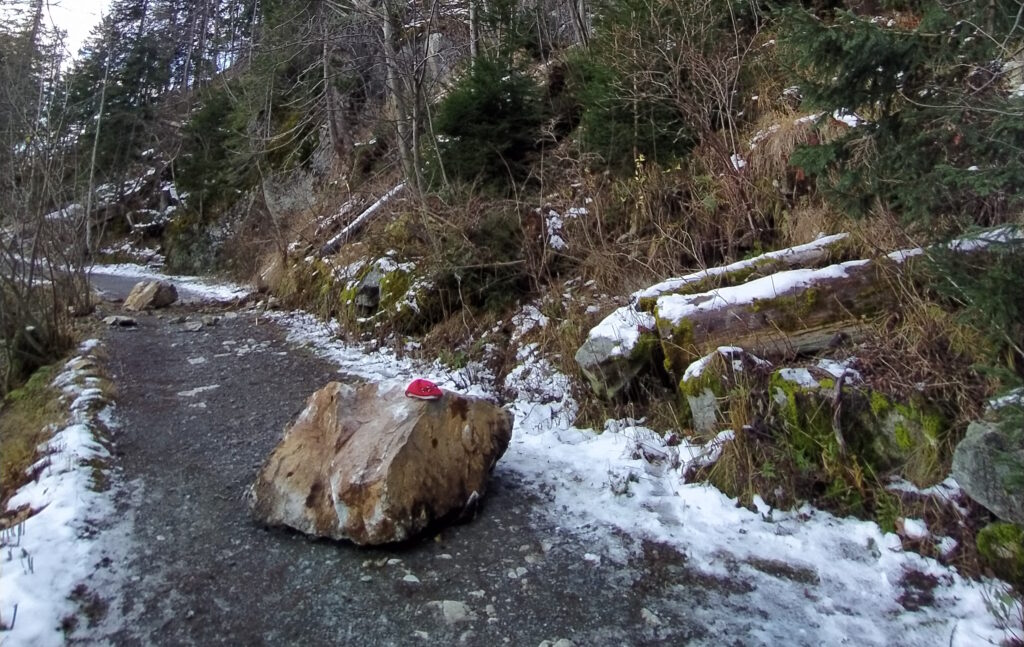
[654,258,891,373]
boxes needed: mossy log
[655,259,896,373]
[634,233,853,310]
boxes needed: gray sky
[46,0,110,59]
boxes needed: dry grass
[0,365,63,512]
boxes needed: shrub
[433,57,545,187]
[779,4,1024,231]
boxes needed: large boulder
[249,381,513,545]
[123,280,177,311]
[952,420,1024,526]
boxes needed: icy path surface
[6,263,1007,645]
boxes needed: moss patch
[0,365,62,510]
[657,316,698,375]
[378,269,412,312]
[865,391,946,486]
[750,287,819,331]
[977,522,1024,587]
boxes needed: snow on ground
[0,341,119,647]
[82,264,1021,644]
[272,303,1020,647]
[90,263,250,302]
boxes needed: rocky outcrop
[574,308,658,399]
[679,347,770,436]
[952,420,1024,526]
[249,381,513,545]
[123,280,178,311]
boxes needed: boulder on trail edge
[249,381,513,545]
[123,280,178,311]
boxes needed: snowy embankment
[0,341,118,646]
[271,314,1019,646]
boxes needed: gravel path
[84,297,712,646]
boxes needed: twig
[832,371,847,457]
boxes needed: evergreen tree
[779,2,1024,233]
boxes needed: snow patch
[0,341,120,647]
[585,306,656,359]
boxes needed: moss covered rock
[769,369,946,488]
[679,347,770,436]
[575,306,659,399]
[977,522,1024,586]
[953,420,1024,526]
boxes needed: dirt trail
[84,295,709,646]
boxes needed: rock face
[123,280,178,311]
[249,381,513,545]
[952,420,1024,526]
[574,307,658,399]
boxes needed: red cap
[405,378,443,400]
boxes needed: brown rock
[123,280,178,311]
[249,381,513,545]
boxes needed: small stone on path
[427,600,476,625]
[103,315,137,327]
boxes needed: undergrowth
[0,365,62,513]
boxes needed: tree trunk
[382,1,420,194]
[321,8,350,159]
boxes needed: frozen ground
[1,266,1019,646]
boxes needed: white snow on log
[314,199,355,238]
[323,183,405,250]
[948,225,1021,252]
[43,204,85,221]
[655,259,869,328]
[887,226,1023,262]
[586,306,656,359]
[633,233,849,301]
